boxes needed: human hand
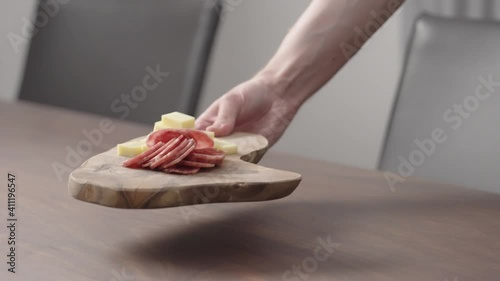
[195,76,299,146]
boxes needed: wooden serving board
[68,132,301,209]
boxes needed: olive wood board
[68,132,302,209]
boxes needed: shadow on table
[122,201,411,277]
[117,182,500,279]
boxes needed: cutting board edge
[68,174,301,209]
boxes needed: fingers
[195,103,218,130]
[206,95,241,136]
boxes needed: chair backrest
[379,15,500,193]
[419,0,497,21]
[19,0,220,123]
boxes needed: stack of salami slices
[123,129,225,175]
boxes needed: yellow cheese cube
[117,140,148,157]
[153,121,171,131]
[161,112,195,129]
[214,138,238,155]
[201,130,215,139]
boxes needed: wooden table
[1,101,500,281]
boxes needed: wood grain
[2,101,500,281]
[68,133,301,209]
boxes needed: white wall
[0,1,37,102]
[198,0,422,169]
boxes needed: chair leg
[453,0,468,18]
[482,0,496,20]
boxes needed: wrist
[255,69,307,112]
[254,70,288,96]
[253,69,302,113]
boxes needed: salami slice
[185,154,214,164]
[123,142,164,168]
[150,138,188,169]
[146,129,183,147]
[214,158,224,166]
[182,130,214,149]
[159,138,197,169]
[124,128,225,174]
[164,166,200,175]
[142,136,184,167]
[147,129,214,149]
[179,160,215,168]
[147,136,184,160]
[191,153,225,162]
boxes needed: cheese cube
[214,138,238,155]
[161,112,195,129]
[153,121,170,131]
[201,130,215,139]
[117,140,148,157]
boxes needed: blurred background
[2,0,500,187]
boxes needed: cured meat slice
[124,128,225,174]
[164,166,200,175]
[123,142,164,168]
[159,139,197,169]
[145,135,184,163]
[146,130,183,147]
[191,153,225,162]
[182,130,214,149]
[185,153,217,164]
[147,129,214,149]
[150,138,188,169]
[142,136,183,167]
[179,160,215,168]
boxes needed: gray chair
[19,0,220,123]
[379,14,500,193]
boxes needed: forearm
[258,0,405,108]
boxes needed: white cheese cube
[153,121,171,131]
[161,112,195,129]
[117,140,148,157]
[214,138,238,154]
[201,130,215,139]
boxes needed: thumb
[206,95,241,136]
